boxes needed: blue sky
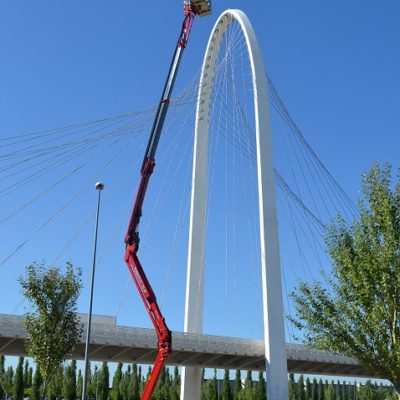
[1,0,400,356]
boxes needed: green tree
[306,378,311,400]
[351,382,358,400]
[97,362,109,400]
[32,367,42,400]
[154,366,171,400]
[28,367,33,388]
[348,384,353,400]
[375,383,388,400]
[212,369,218,400]
[90,365,99,400]
[19,262,83,392]
[63,360,77,400]
[221,369,232,400]
[298,375,305,400]
[1,366,14,400]
[342,381,348,400]
[131,364,140,400]
[290,163,400,397]
[240,371,254,400]
[0,356,5,400]
[77,369,83,400]
[200,369,206,400]
[119,365,130,400]
[289,373,296,400]
[358,381,374,400]
[202,370,218,400]
[169,367,180,400]
[317,378,324,400]
[140,367,151,398]
[86,364,94,400]
[111,363,123,400]
[203,378,217,400]
[311,378,318,400]
[47,365,64,400]
[255,371,265,400]
[336,380,342,400]
[325,383,334,400]
[233,370,241,400]
[23,360,29,390]
[137,366,142,395]
[14,357,24,400]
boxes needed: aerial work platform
[122,1,212,398]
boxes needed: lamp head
[95,182,104,190]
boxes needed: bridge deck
[0,314,376,377]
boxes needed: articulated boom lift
[124,2,212,399]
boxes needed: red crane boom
[124,2,211,399]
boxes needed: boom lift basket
[189,0,212,16]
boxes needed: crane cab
[189,0,212,16]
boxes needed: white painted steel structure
[182,9,288,400]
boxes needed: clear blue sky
[1,1,399,348]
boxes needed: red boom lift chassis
[124,2,212,399]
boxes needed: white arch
[181,9,288,400]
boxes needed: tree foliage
[233,370,241,400]
[291,163,400,395]
[202,369,218,400]
[111,363,123,400]
[297,375,305,400]
[255,371,266,400]
[1,366,14,399]
[63,360,77,400]
[0,357,399,400]
[318,378,324,400]
[46,365,64,400]
[289,373,296,400]
[31,367,42,400]
[305,377,311,400]
[76,369,83,400]
[23,360,29,390]
[13,357,24,400]
[239,371,255,400]
[0,356,4,400]
[311,378,318,400]
[325,383,335,400]
[90,364,99,400]
[221,369,232,400]
[119,364,130,400]
[28,367,33,388]
[97,362,109,400]
[19,262,83,391]
[170,366,180,400]
[131,364,140,400]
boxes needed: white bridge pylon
[180,9,288,400]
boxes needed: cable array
[1,23,355,343]
[187,18,358,341]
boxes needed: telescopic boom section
[124,2,211,400]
